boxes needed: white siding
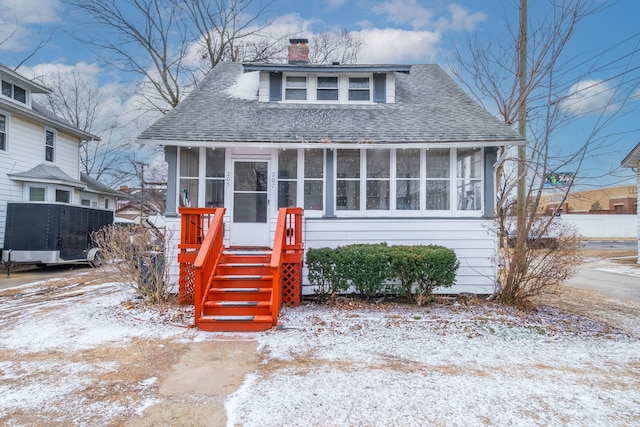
[386,73,395,104]
[164,216,498,296]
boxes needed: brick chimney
[288,38,309,64]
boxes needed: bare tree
[452,0,640,307]
[63,0,363,113]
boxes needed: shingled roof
[137,62,525,147]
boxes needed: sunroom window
[179,147,199,207]
[303,149,324,210]
[366,149,390,210]
[425,149,450,210]
[205,148,225,207]
[285,76,307,100]
[456,148,482,210]
[336,149,360,210]
[396,149,420,210]
[278,150,298,208]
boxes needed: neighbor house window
[0,112,6,151]
[285,76,307,100]
[425,149,450,210]
[81,199,91,206]
[456,148,482,211]
[396,149,420,210]
[348,77,370,101]
[278,150,298,207]
[317,76,338,101]
[179,147,199,207]
[304,149,324,210]
[2,80,27,104]
[45,129,55,162]
[366,149,390,210]
[55,189,70,203]
[205,148,225,207]
[104,199,109,209]
[336,149,360,210]
[29,187,46,202]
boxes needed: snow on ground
[226,302,640,427]
[1,262,640,426]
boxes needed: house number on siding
[226,171,231,187]
[271,172,276,189]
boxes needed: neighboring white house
[0,64,118,255]
[621,141,640,263]
[137,39,527,294]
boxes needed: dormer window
[285,76,307,100]
[2,80,27,104]
[348,77,370,101]
[317,76,338,101]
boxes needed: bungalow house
[0,64,117,264]
[621,142,640,262]
[137,39,526,307]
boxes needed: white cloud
[0,0,62,52]
[372,0,435,30]
[371,1,485,32]
[440,4,487,31]
[560,79,618,116]
[357,28,441,63]
[0,0,62,24]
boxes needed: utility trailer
[1,202,113,268]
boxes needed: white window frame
[284,74,308,101]
[0,110,8,152]
[275,148,325,217]
[28,185,47,202]
[1,79,28,105]
[45,128,56,162]
[316,75,339,102]
[333,148,484,217]
[347,75,372,103]
[177,147,227,208]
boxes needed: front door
[230,160,270,247]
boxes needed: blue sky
[1,0,639,188]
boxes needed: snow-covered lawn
[1,266,639,426]
[228,301,640,427]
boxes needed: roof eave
[136,138,527,149]
[242,63,412,74]
[621,142,640,168]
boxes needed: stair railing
[191,208,226,326]
[270,207,304,325]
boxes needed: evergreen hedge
[306,244,459,304]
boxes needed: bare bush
[92,224,171,304]
[497,216,582,308]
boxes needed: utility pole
[516,0,528,251]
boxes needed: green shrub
[306,247,349,302]
[341,243,393,300]
[307,243,459,304]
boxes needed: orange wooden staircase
[178,207,304,332]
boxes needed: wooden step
[219,254,271,264]
[216,263,271,276]
[209,287,272,301]
[203,300,272,316]
[197,314,274,332]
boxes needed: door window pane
[234,161,268,223]
[234,162,267,191]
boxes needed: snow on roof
[225,71,259,100]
